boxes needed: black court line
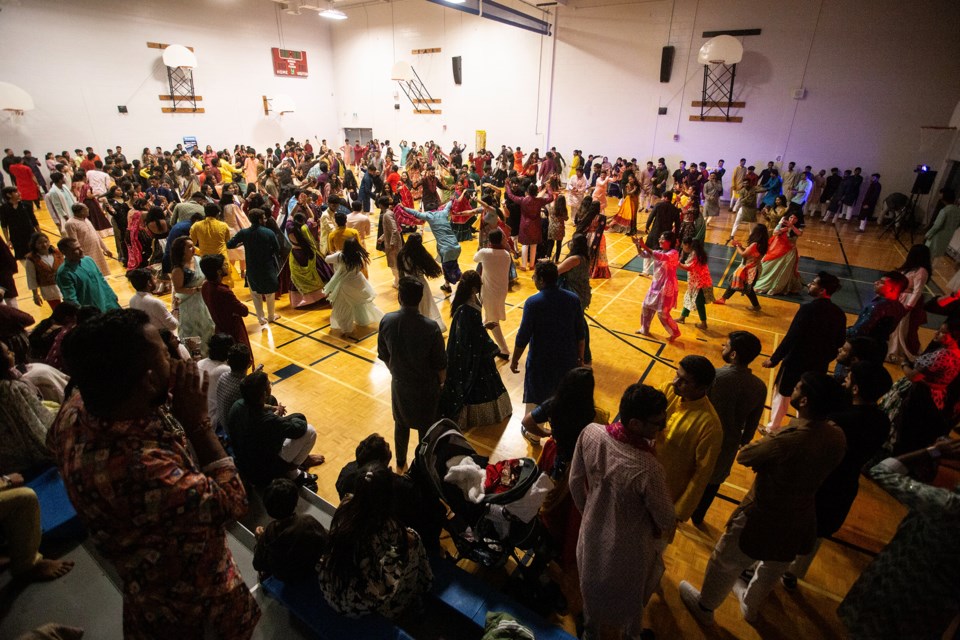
[273,322,331,349]
[309,352,339,365]
[830,222,863,310]
[269,319,377,363]
[586,312,678,370]
[714,492,877,558]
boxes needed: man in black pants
[377,277,447,469]
[761,272,847,432]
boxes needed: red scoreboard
[272,48,308,78]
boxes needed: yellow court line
[765,333,781,421]
[703,314,786,337]
[609,242,642,268]
[594,275,640,316]
[716,252,738,289]
[249,329,391,406]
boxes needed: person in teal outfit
[55,237,119,312]
[403,200,462,293]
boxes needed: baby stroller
[409,419,562,613]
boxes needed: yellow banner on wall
[475,130,486,152]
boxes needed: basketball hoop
[0,82,35,114]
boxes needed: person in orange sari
[755,214,803,295]
[576,200,611,279]
[609,174,640,235]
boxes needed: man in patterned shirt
[47,309,260,638]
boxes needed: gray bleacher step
[251,585,318,640]
[227,523,260,590]
[0,541,123,639]
[238,485,336,540]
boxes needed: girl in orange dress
[715,223,768,311]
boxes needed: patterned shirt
[319,525,432,619]
[46,392,259,637]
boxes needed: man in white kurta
[566,168,588,214]
[569,383,676,640]
[43,173,75,231]
[473,229,512,355]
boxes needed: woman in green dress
[285,212,328,308]
[755,213,803,295]
[438,270,512,428]
[170,236,215,356]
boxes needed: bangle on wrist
[926,445,941,460]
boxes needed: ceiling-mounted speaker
[452,56,462,85]
[659,46,675,83]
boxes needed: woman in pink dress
[592,168,611,214]
[633,231,681,341]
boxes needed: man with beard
[46,309,260,637]
[691,332,767,526]
[782,361,892,589]
[761,272,846,432]
[680,372,847,626]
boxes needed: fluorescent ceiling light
[320,8,348,19]
[445,0,467,4]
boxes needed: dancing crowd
[1,136,959,640]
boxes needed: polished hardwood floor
[14,197,953,639]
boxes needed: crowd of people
[1,136,959,640]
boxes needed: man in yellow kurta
[327,211,360,254]
[657,355,723,522]
[190,204,233,285]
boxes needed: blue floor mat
[621,242,943,327]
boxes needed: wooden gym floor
[17,198,953,639]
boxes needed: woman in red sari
[576,200,611,279]
[72,170,113,237]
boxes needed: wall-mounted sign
[272,48,308,77]
[183,136,198,152]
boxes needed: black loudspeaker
[911,170,937,195]
[452,56,462,85]
[659,46,675,83]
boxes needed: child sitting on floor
[253,478,328,583]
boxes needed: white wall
[329,0,552,153]
[0,0,340,159]
[2,0,958,198]
[332,0,960,196]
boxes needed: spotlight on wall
[916,164,930,172]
